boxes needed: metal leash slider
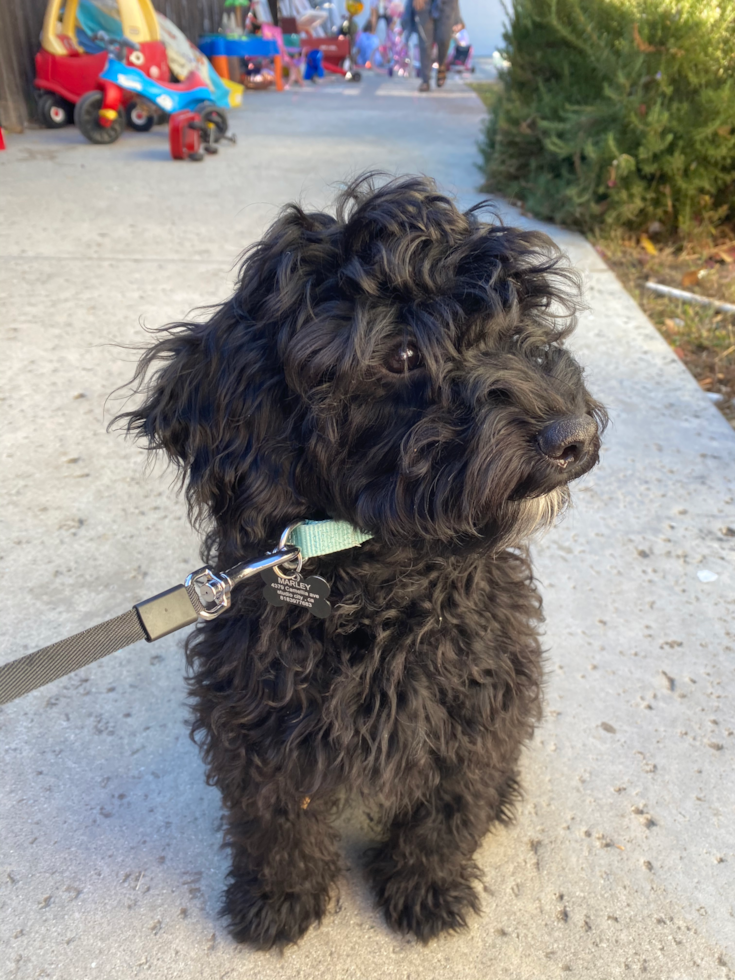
[134,539,301,640]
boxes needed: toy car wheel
[74,91,125,145]
[346,70,362,82]
[196,104,228,143]
[125,103,155,132]
[38,92,72,128]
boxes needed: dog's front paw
[368,849,481,942]
[223,871,332,949]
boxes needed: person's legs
[435,6,456,65]
[435,0,459,86]
[415,5,435,87]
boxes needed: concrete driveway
[1,71,734,979]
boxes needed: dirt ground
[594,236,735,429]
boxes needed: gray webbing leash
[0,544,301,707]
[0,609,148,706]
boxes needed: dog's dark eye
[385,344,421,374]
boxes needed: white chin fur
[498,486,570,548]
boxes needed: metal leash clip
[186,523,304,620]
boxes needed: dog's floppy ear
[118,298,306,561]
[118,203,343,559]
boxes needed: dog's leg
[367,766,518,942]
[223,795,342,949]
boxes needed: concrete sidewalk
[1,71,733,980]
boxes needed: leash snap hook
[185,567,233,620]
[186,530,305,620]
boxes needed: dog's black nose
[537,415,598,468]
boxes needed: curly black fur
[118,174,606,948]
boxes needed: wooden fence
[0,0,227,132]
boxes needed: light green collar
[286,520,373,560]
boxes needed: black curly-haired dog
[122,174,605,949]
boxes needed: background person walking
[403,0,460,91]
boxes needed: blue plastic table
[198,34,279,59]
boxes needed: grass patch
[467,82,501,111]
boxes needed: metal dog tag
[261,566,332,619]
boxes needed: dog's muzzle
[536,415,599,473]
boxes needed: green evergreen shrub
[482,0,735,236]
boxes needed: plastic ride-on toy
[75,31,230,146]
[169,110,205,161]
[300,36,361,82]
[168,108,236,161]
[34,0,168,128]
[300,0,363,86]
